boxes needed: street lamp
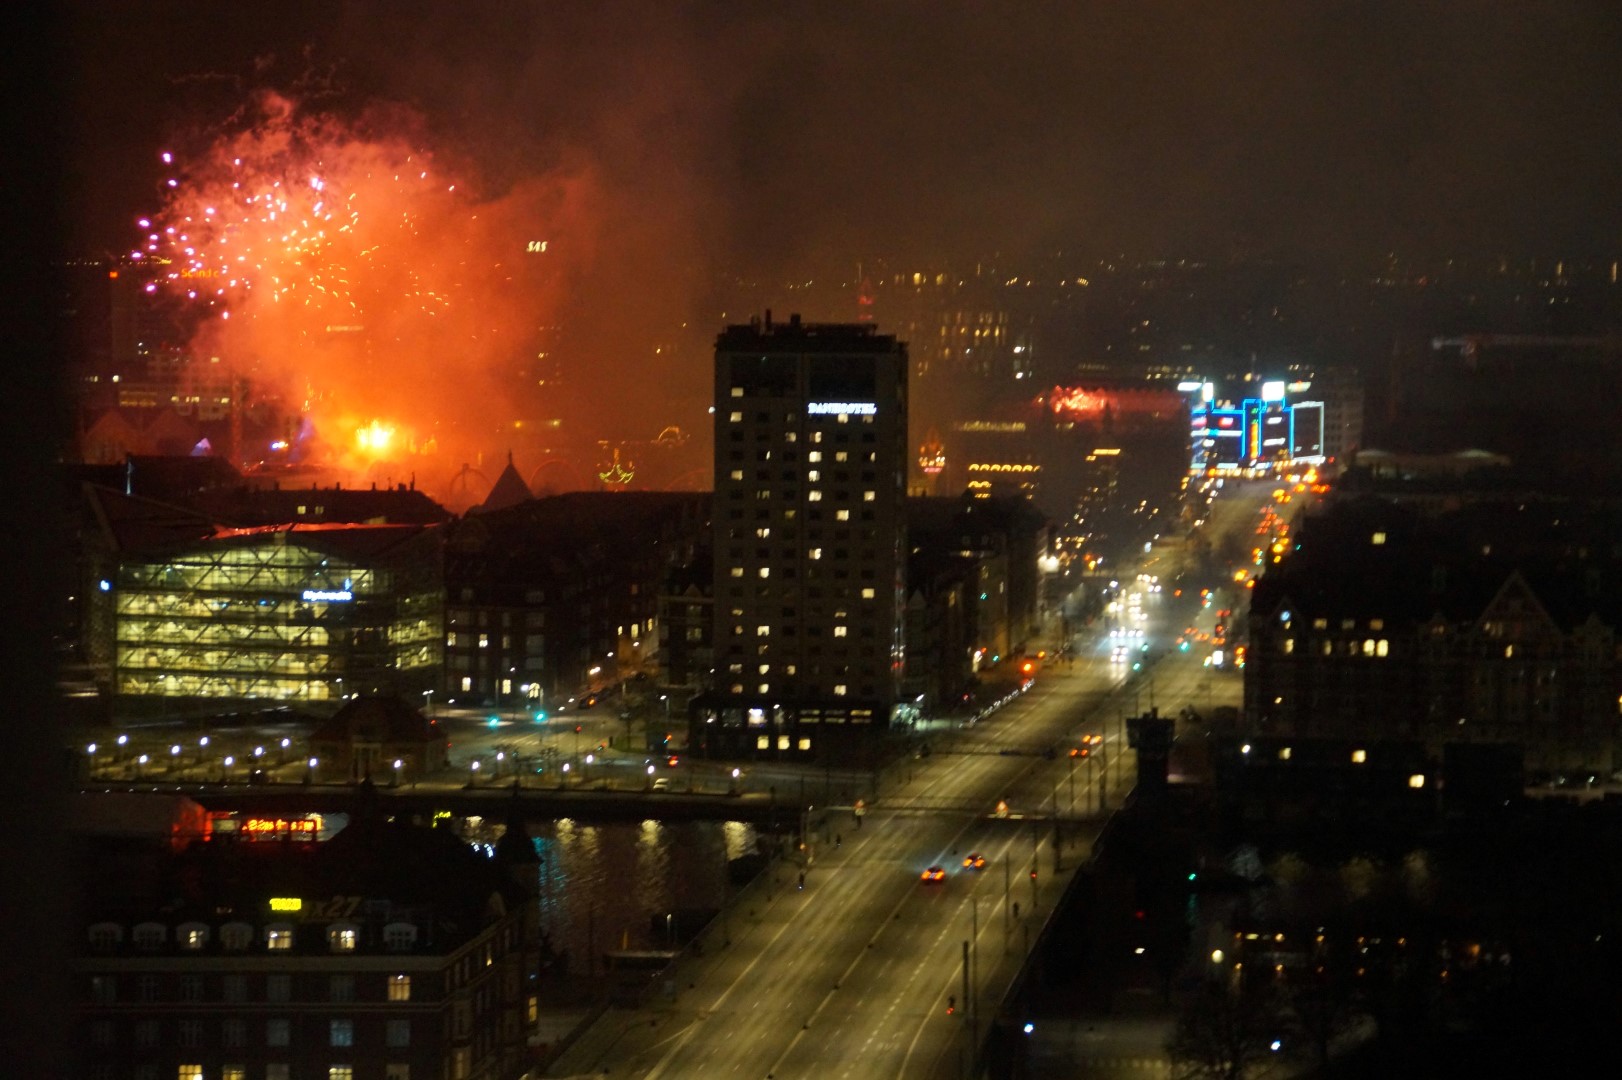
[646,763,655,790]
[422,689,434,714]
[279,737,290,765]
[730,767,741,795]
[223,755,235,782]
[306,756,318,784]
[392,758,403,787]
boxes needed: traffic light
[533,710,548,723]
[574,724,582,734]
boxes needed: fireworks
[135,91,595,498]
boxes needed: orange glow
[354,419,397,456]
[138,92,600,506]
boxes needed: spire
[479,452,532,512]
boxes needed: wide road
[548,593,1241,1080]
[546,474,1282,1080]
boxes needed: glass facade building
[109,524,442,705]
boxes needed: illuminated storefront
[109,523,442,705]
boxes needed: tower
[703,313,908,760]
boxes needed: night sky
[63,0,1622,270]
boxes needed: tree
[1167,972,1289,1080]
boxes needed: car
[920,865,946,883]
[962,853,986,870]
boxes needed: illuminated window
[446,631,457,647]
[758,567,770,578]
[834,684,848,696]
[1282,638,1294,654]
[777,735,791,749]
[757,663,771,674]
[785,432,797,443]
[501,678,512,695]
[1362,639,1376,656]
[863,491,876,501]
[808,491,823,501]
[730,567,743,578]
[756,625,771,637]
[1351,749,1367,764]
[835,451,849,462]
[1376,639,1389,657]
[223,1069,246,1080]
[836,509,850,521]
[1371,532,1386,545]
[730,470,743,480]
[861,588,876,599]
[833,626,848,638]
[758,683,770,693]
[266,926,294,951]
[808,451,822,462]
[730,386,743,397]
[328,924,358,952]
[1278,747,1292,761]
[798,737,812,751]
[179,923,208,950]
[757,735,770,750]
[329,1069,354,1080]
[1312,617,1328,629]
[1504,644,1515,658]
[808,470,820,481]
[786,664,797,675]
[755,527,771,539]
[729,411,743,422]
[1369,618,1384,631]
[460,676,472,692]
[809,548,823,560]
[478,634,488,648]
[178,1067,203,1080]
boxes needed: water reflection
[455,816,762,974]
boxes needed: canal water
[458,815,763,974]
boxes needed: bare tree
[1167,972,1289,1080]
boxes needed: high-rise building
[698,314,908,759]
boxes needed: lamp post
[196,735,209,766]
[279,737,290,765]
[422,689,434,715]
[468,760,481,788]
[223,755,235,783]
[392,758,403,788]
[306,756,318,784]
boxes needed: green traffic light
[487,716,500,729]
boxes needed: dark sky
[62,0,1622,270]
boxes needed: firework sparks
[135,91,595,499]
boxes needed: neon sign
[302,589,353,603]
[242,816,322,841]
[807,402,876,415]
[269,897,303,912]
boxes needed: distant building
[309,695,449,784]
[83,486,443,711]
[72,804,540,1080]
[1246,496,1622,777]
[698,314,909,759]
[442,492,709,708]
